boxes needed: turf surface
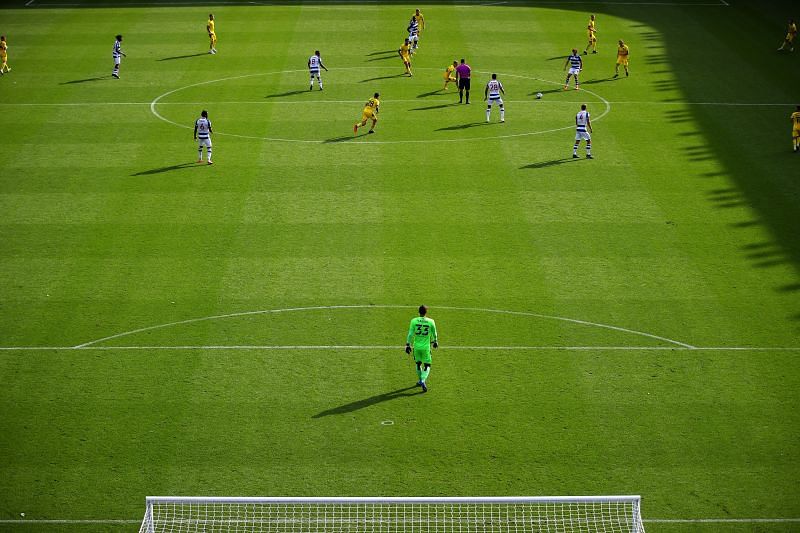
[1,1,799,531]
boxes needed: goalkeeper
[405,305,438,392]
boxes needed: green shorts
[413,347,432,364]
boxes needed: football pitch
[1,0,799,531]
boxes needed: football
[536,92,543,99]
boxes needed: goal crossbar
[140,495,645,533]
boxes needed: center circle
[150,67,610,145]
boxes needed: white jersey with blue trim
[195,117,212,139]
[308,54,321,72]
[576,110,590,132]
[486,79,503,99]
[567,54,582,70]
[112,40,122,58]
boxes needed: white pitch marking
[1,100,796,107]
[71,305,693,349]
[24,0,35,6]
[3,345,800,352]
[148,66,611,145]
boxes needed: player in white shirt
[194,110,213,165]
[407,17,420,53]
[484,73,505,123]
[573,104,593,159]
[308,50,328,91]
[112,34,126,79]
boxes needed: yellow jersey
[788,22,797,40]
[617,44,629,57]
[413,11,425,30]
[0,39,7,57]
[587,18,596,36]
[791,111,800,130]
[399,43,411,57]
[207,19,215,35]
[364,97,380,112]
[444,64,455,79]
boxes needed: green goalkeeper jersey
[407,316,438,350]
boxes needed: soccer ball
[536,92,543,99]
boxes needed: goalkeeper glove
[433,341,438,349]
[405,344,411,354]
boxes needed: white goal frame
[139,495,645,533]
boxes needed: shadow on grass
[367,55,399,62]
[312,385,423,417]
[130,162,202,176]
[436,121,486,131]
[60,77,107,85]
[158,53,208,61]
[417,89,444,98]
[410,103,458,111]
[360,73,407,82]
[366,50,397,56]
[266,89,311,98]
[519,157,580,170]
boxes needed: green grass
[1,1,799,532]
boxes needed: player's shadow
[266,90,311,98]
[312,385,424,418]
[519,158,580,170]
[416,89,443,98]
[359,73,407,83]
[366,50,396,56]
[436,122,486,131]
[410,103,458,111]
[579,76,621,86]
[527,88,567,96]
[158,53,207,61]
[60,77,107,85]
[130,162,201,176]
[366,55,399,62]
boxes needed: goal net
[138,496,645,533]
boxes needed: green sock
[416,366,422,380]
[420,367,430,382]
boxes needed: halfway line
[1,345,799,352]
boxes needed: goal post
[139,495,645,533]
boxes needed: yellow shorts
[588,33,596,42]
[787,33,796,42]
[361,109,376,122]
[617,56,629,66]
[444,74,456,81]
[401,54,410,63]
[793,128,800,139]
[209,32,217,43]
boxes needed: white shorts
[114,56,121,65]
[309,69,320,77]
[198,137,212,148]
[409,34,419,44]
[568,67,580,76]
[487,97,503,107]
[575,131,591,141]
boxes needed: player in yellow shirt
[583,15,597,55]
[0,35,9,75]
[443,60,457,90]
[398,38,412,76]
[354,93,380,135]
[777,18,796,52]
[791,105,800,152]
[412,9,425,31]
[207,14,217,54]
[614,39,630,77]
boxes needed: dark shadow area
[130,162,200,176]
[366,50,397,56]
[265,89,310,98]
[312,385,423,418]
[410,103,458,111]
[436,122,486,132]
[417,89,444,98]
[366,55,399,62]
[575,76,621,86]
[359,73,406,83]
[519,158,580,170]
[324,134,358,143]
[60,77,106,85]
[157,53,207,61]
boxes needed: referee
[455,58,472,104]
